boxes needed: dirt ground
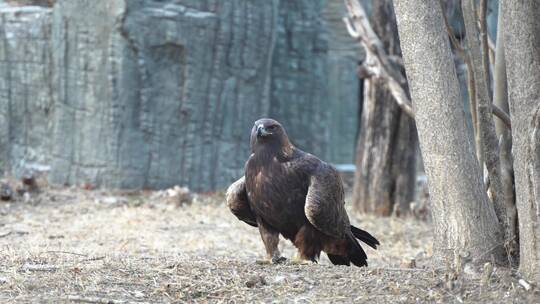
[0,186,538,303]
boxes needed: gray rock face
[269,0,329,158]
[322,0,362,163]
[0,6,53,176]
[0,0,358,191]
[49,0,279,190]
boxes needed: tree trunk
[503,0,540,282]
[492,1,518,265]
[351,0,416,216]
[394,0,505,264]
[461,0,511,264]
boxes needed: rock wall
[49,0,280,190]
[323,0,363,163]
[0,0,359,191]
[268,0,329,158]
[0,6,52,176]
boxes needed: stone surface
[0,6,52,176]
[0,0,360,191]
[49,0,278,190]
[322,0,362,163]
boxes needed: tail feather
[327,254,350,266]
[347,235,368,267]
[326,226,379,268]
[351,225,380,249]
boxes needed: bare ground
[0,187,537,303]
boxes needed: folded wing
[226,176,257,227]
[304,163,349,239]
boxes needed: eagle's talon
[271,256,287,264]
[289,256,316,265]
[255,256,287,265]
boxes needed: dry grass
[0,187,537,303]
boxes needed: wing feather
[226,176,257,227]
[304,163,350,239]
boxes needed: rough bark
[493,1,517,265]
[349,0,417,216]
[394,0,504,263]
[0,0,353,191]
[503,0,540,282]
[461,0,510,263]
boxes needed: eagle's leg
[256,219,286,264]
[291,224,322,265]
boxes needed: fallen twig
[20,264,59,272]
[373,267,429,272]
[80,256,106,262]
[44,250,88,257]
[65,295,146,304]
[518,279,532,291]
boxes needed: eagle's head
[250,118,292,157]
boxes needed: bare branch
[65,295,137,304]
[343,16,360,39]
[491,104,511,130]
[440,1,483,164]
[488,35,495,66]
[20,264,59,272]
[467,64,483,166]
[386,77,415,118]
[343,0,415,119]
[440,1,466,58]
[479,0,493,101]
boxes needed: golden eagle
[227,118,379,267]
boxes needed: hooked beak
[256,124,270,137]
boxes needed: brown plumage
[227,118,379,267]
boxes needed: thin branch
[440,2,482,164]
[44,250,88,257]
[467,64,483,167]
[492,104,511,130]
[343,0,415,119]
[343,17,360,39]
[372,267,429,272]
[440,1,466,58]
[479,0,493,101]
[65,295,139,304]
[20,264,59,272]
[488,35,496,66]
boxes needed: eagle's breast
[245,156,309,231]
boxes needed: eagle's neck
[253,142,294,163]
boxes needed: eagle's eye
[267,125,278,131]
